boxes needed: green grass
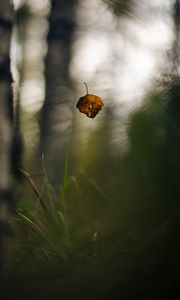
[15,158,66,268]
[14,153,102,273]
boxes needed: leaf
[76,82,104,118]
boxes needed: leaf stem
[84,81,88,94]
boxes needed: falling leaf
[76,82,104,118]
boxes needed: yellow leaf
[76,82,104,118]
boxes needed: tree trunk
[40,0,77,185]
[0,0,14,283]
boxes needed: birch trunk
[40,0,77,185]
[0,0,14,281]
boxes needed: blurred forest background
[1,0,180,299]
